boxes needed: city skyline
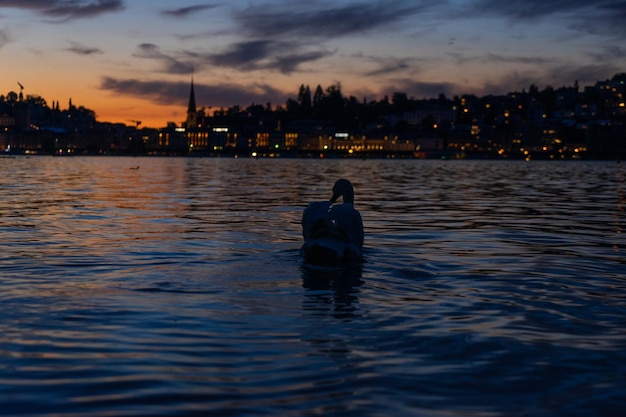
[1,0,625,128]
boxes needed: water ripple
[1,157,625,416]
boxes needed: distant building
[0,113,15,127]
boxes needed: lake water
[1,156,624,416]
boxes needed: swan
[301,179,364,263]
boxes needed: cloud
[466,0,589,20]
[206,40,333,74]
[466,0,626,36]
[569,2,626,37]
[450,52,551,66]
[363,56,417,77]
[153,1,428,76]
[587,45,626,63]
[209,40,274,67]
[64,41,103,55]
[0,28,10,49]
[161,3,220,18]
[100,77,287,108]
[135,40,332,75]
[233,0,429,39]
[0,0,124,21]
[134,43,194,74]
[271,50,332,74]
[220,1,428,75]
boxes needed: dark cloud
[0,0,124,21]
[220,1,430,74]
[450,52,551,66]
[587,45,626,63]
[569,2,626,36]
[466,0,626,36]
[271,50,332,74]
[484,54,551,65]
[64,41,103,55]
[100,77,186,106]
[467,0,589,20]
[234,0,429,39]
[363,56,416,77]
[135,40,332,75]
[207,40,332,74]
[134,43,194,74]
[210,40,274,67]
[99,77,287,108]
[161,3,220,18]
[0,28,10,49]
[158,1,433,76]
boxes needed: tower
[185,76,197,129]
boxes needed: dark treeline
[210,73,626,132]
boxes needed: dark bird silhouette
[301,179,364,263]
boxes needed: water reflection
[301,263,363,319]
[298,263,364,370]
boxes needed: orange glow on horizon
[93,98,186,129]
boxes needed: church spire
[186,75,198,129]
[187,75,197,114]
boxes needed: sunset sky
[1,0,625,127]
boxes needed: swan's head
[330,179,355,205]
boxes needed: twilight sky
[1,0,625,127]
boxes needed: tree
[297,84,311,113]
[314,83,345,122]
[285,97,299,114]
[313,85,324,108]
[392,92,409,112]
[26,95,47,107]
[325,83,343,104]
[610,73,626,82]
[539,86,557,117]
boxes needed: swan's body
[301,179,364,263]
